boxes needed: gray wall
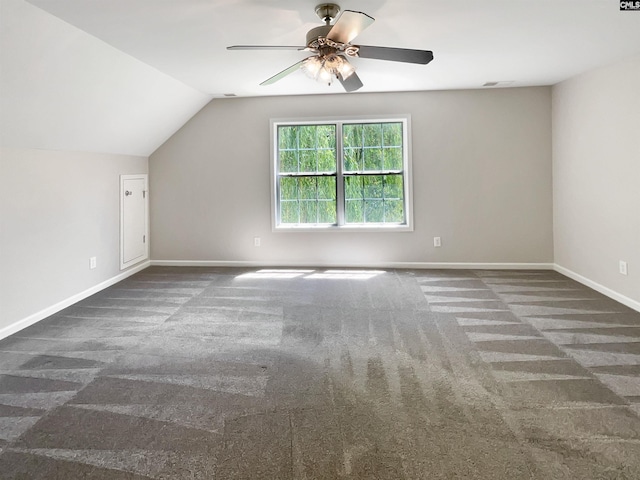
[553,55,640,305]
[0,148,148,330]
[150,87,553,266]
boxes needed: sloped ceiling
[2,0,640,156]
[0,0,211,156]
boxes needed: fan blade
[227,45,306,51]
[327,10,374,44]
[355,45,434,65]
[260,59,307,86]
[339,72,363,92]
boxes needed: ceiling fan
[227,3,434,92]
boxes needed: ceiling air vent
[483,81,514,87]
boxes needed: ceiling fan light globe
[301,56,322,78]
[318,66,334,85]
[337,55,356,79]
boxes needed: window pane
[364,200,384,222]
[317,149,335,172]
[363,175,383,199]
[280,150,298,173]
[383,123,402,147]
[384,199,404,223]
[364,148,383,171]
[383,147,402,171]
[279,125,336,174]
[279,177,336,225]
[279,126,298,150]
[344,174,405,224]
[298,177,316,199]
[344,123,402,173]
[280,177,298,201]
[298,126,317,149]
[300,200,317,223]
[317,176,336,200]
[343,124,363,148]
[280,200,299,224]
[345,199,364,223]
[383,174,403,199]
[318,200,336,223]
[363,124,382,147]
[344,147,361,171]
[299,150,317,172]
[317,125,336,149]
[344,176,363,200]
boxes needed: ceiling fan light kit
[227,3,434,92]
[301,53,355,86]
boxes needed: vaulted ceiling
[2,0,640,156]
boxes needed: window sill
[273,224,413,233]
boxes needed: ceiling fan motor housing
[306,24,333,48]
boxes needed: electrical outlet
[434,237,441,247]
[619,260,628,275]
[90,257,97,269]
[254,237,261,247]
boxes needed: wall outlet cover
[619,260,628,275]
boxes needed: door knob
[125,190,132,196]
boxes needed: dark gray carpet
[1,267,640,479]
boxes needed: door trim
[120,174,149,270]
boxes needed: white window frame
[270,115,414,232]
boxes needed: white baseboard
[0,260,151,341]
[554,264,640,313]
[151,260,555,270]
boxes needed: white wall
[553,55,640,306]
[150,87,553,267]
[0,148,148,331]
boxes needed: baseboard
[0,260,151,341]
[151,259,555,270]
[554,264,640,313]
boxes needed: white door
[120,174,148,269]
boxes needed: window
[271,117,412,231]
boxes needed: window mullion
[336,121,345,226]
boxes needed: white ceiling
[23,0,640,97]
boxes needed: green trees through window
[342,122,404,224]
[275,119,409,228]
[278,124,338,224]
